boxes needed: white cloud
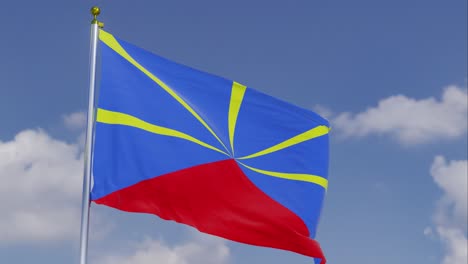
[63,111,87,130]
[436,227,467,264]
[0,129,83,242]
[430,156,467,264]
[423,227,433,237]
[431,156,468,226]
[312,104,333,120]
[333,85,467,144]
[96,233,230,264]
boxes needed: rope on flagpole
[79,6,102,264]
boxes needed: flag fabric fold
[92,29,330,264]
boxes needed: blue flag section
[91,30,330,263]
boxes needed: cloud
[312,105,333,120]
[431,156,468,225]
[436,227,467,264]
[430,156,467,264]
[96,233,230,264]
[63,111,87,130]
[0,129,84,242]
[333,85,467,144]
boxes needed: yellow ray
[96,108,229,156]
[238,125,329,160]
[238,162,328,189]
[99,30,229,154]
[228,82,247,156]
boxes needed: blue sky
[0,1,466,264]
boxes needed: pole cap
[90,6,101,16]
[91,6,103,26]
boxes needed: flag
[92,30,330,264]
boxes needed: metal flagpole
[79,6,102,264]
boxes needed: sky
[0,1,466,264]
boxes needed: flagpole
[79,6,101,264]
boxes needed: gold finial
[90,6,103,27]
[91,6,100,16]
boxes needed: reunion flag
[92,30,330,264]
